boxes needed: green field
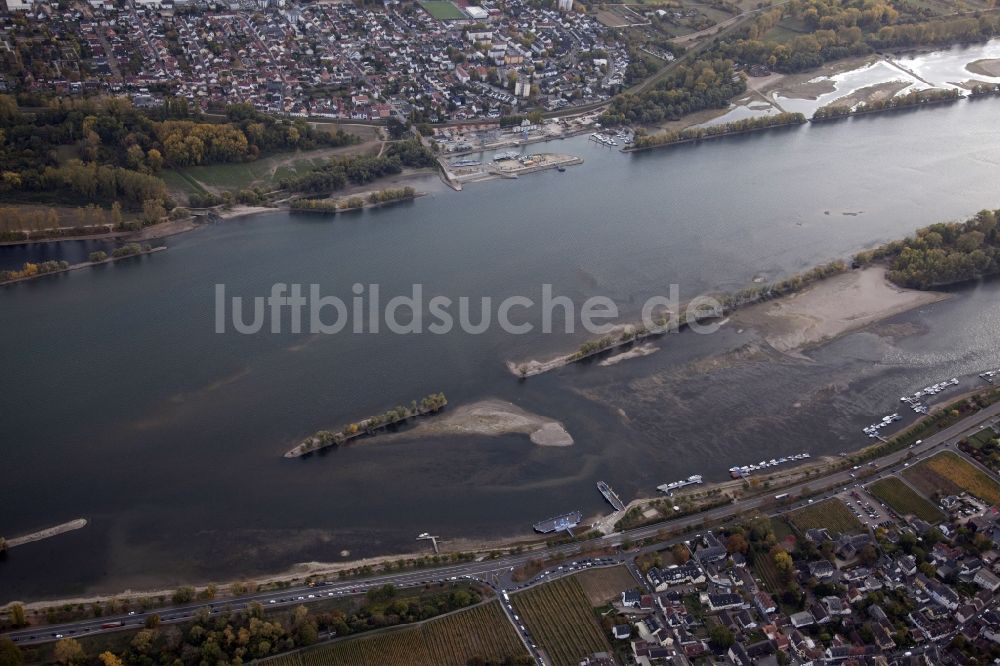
[419,0,467,20]
[787,499,864,535]
[868,476,945,523]
[511,577,611,666]
[261,601,527,666]
[904,451,1000,505]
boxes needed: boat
[597,481,626,512]
[533,510,583,534]
[557,166,566,172]
[657,475,703,494]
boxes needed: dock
[597,481,626,512]
[533,511,583,534]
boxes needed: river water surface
[2,93,1000,601]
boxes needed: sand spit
[386,399,573,447]
[732,266,948,353]
[598,343,659,366]
[967,58,1000,78]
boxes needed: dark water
[2,99,1000,601]
[0,238,118,270]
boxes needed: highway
[5,399,998,647]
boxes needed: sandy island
[598,342,659,366]
[382,399,573,447]
[732,266,948,353]
[967,58,1000,78]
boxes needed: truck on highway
[774,493,790,500]
[100,621,123,629]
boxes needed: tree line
[811,88,961,119]
[631,112,806,149]
[290,186,417,213]
[8,584,484,666]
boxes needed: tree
[142,199,166,225]
[98,652,123,666]
[146,148,163,172]
[772,548,795,582]
[0,638,22,666]
[709,624,734,649]
[726,533,749,555]
[53,637,83,664]
[8,604,25,628]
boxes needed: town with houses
[0,0,632,122]
[563,486,1000,666]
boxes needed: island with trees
[626,113,807,152]
[289,187,419,214]
[811,88,963,121]
[285,392,448,458]
[856,209,1000,288]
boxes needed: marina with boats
[657,475,703,494]
[589,129,633,147]
[728,453,810,479]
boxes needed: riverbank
[5,519,87,549]
[0,246,166,287]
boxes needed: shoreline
[0,246,167,287]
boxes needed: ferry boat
[597,481,626,512]
[533,510,583,534]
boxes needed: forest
[600,58,746,125]
[855,210,1000,288]
[715,1,1000,74]
[0,95,356,210]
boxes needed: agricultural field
[787,498,864,535]
[511,576,611,666]
[419,0,466,20]
[868,476,945,523]
[264,601,527,666]
[904,451,1000,505]
[574,565,637,605]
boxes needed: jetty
[5,518,87,549]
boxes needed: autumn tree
[53,637,84,665]
[97,652,123,666]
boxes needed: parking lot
[838,486,897,529]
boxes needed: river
[1,91,1000,602]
